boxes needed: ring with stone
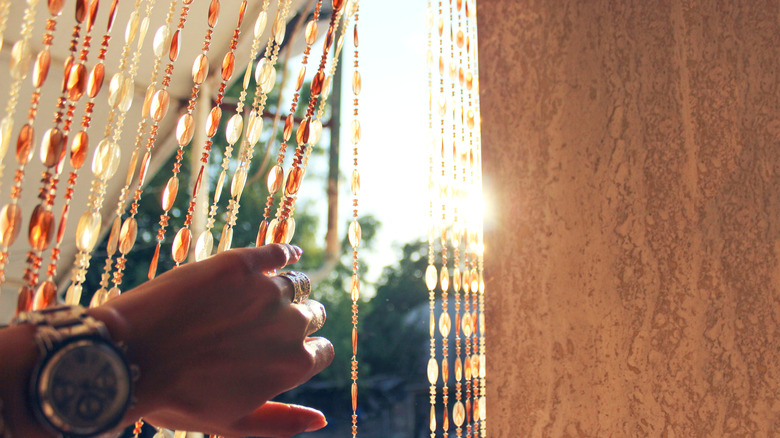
[278,271,311,303]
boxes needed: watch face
[35,339,131,436]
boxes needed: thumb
[230,401,328,437]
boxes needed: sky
[301,0,431,288]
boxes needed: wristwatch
[13,305,138,437]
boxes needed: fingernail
[293,245,303,256]
[305,416,327,432]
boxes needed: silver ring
[279,271,311,303]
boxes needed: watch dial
[38,340,131,435]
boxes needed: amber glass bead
[296,117,310,146]
[231,165,248,198]
[0,116,13,160]
[150,89,170,121]
[217,224,233,253]
[352,71,361,95]
[66,63,87,101]
[206,106,222,137]
[255,220,268,247]
[16,286,33,315]
[440,265,449,291]
[10,40,32,81]
[39,128,65,168]
[282,114,294,141]
[162,176,179,211]
[87,62,105,98]
[351,169,360,196]
[225,114,243,145]
[351,120,361,145]
[305,20,318,45]
[284,166,304,197]
[439,311,451,337]
[427,358,439,384]
[271,14,286,44]
[16,123,34,165]
[425,265,437,291]
[308,119,322,145]
[311,71,325,97]
[350,274,360,301]
[70,131,89,169]
[137,151,152,186]
[192,54,209,84]
[32,281,57,310]
[92,139,121,180]
[28,205,55,251]
[195,230,213,261]
[176,114,195,146]
[255,58,276,93]
[169,30,181,62]
[75,210,101,252]
[348,220,361,248]
[0,203,23,247]
[221,52,235,81]
[119,217,138,254]
[208,0,220,27]
[32,50,51,88]
[268,218,289,244]
[172,227,191,263]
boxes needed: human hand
[91,243,334,437]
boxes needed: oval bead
[439,311,451,337]
[125,10,140,43]
[32,49,51,88]
[351,119,361,144]
[65,284,82,306]
[0,203,23,247]
[70,130,89,169]
[270,218,289,244]
[137,151,152,186]
[255,220,269,247]
[225,114,243,145]
[295,66,306,91]
[462,312,473,337]
[87,62,105,98]
[350,274,360,301]
[152,25,170,58]
[107,72,124,108]
[282,114,294,141]
[253,10,267,37]
[176,114,195,146]
[142,84,155,118]
[106,216,121,256]
[255,58,276,93]
[286,217,296,244]
[103,286,121,305]
[425,265,437,291]
[39,128,65,167]
[440,265,450,291]
[308,119,322,145]
[137,16,150,49]
[453,402,466,428]
[221,52,235,81]
[351,169,360,196]
[206,106,222,137]
[28,205,55,251]
[296,118,310,146]
[169,30,181,61]
[352,70,361,95]
[66,63,87,101]
[75,210,101,252]
[192,54,209,84]
[245,111,263,145]
[10,40,32,80]
[230,164,247,199]
[48,0,66,15]
[322,75,332,100]
[348,220,361,248]
[267,164,283,194]
[162,176,179,211]
[271,14,286,43]
[92,139,121,180]
[32,281,57,310]
[89,288,107,308]
[310,71,325,97]
[150,89,170,121]
[118,217,138,254]
[284,166,304,197]
[15,124,34,165]
[213,170,226,203]
[194,230,213,262]
[305,20,318,45]
[207,0,220,27]
[172,227,191,263]
[217,224,233,253]
[0,116,14,160]
[427,358,439,384]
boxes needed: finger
[236,244,303,275]
[230,401,328,437]
[272,271,311,304]
[299,337,335,385]
[292,299,327,337]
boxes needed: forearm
[0,322,48,437]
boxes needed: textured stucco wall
[480,1,780,436]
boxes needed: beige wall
[480,1,780,436]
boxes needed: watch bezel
[29,335,133,437]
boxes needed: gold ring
[278,271,311,303]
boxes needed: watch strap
[12,305,110,357]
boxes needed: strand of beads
[348,8,361,437]
[169,0,248,267]
[96,0,192,291]
[146,0,223,278]
[0,0,9,61]
[264,0,345,246]
[194,0,271,261]
[214,0,292,253]
[67,0,159,306]
[14,0,96,314]
[0,0,38,189]
[0,0,55,291]
[423,0,438,435]
[252,0,322,248]
[72,0,174,307]
[33,0,123,311]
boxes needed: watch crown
[131,364,141,381]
